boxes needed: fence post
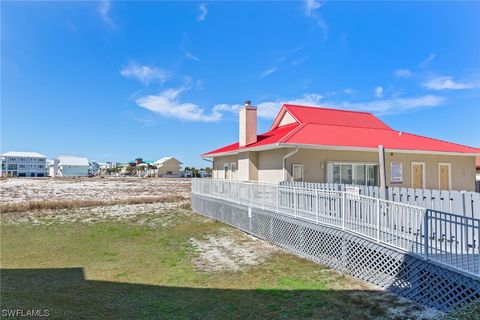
[342,192,346,230]
[477,221,480,275]
[424,210,429,260]
[316,188,319,224]
[262,184,265,210]
[276,185,280,213]
[376,198,381,243]
[294,187,297,217]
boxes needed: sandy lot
[0,177,191,204]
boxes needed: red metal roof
[283,104,392,129]
[203,123,299,156]
[203,104,480,157]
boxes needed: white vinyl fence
[192,179,480,277]
[281,181,480,219]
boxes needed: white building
[57,156,90,177]
[0,151,47,177]
[47,159,59,177]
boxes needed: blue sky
[2,1,479,167]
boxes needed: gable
[270,107,300,130]
[278,111,297,126]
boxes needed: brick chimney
[239,100,257,147]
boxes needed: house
[154,157,182,177]
[57,156,90,177]
[203,102,480,191]
[89,161,100,176]
[0,151,47,177]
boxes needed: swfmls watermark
[1,309,50,318]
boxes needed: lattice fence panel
[191,194,480,312]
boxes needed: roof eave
[203,143,480,158]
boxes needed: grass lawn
[1,207,435,319]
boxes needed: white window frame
[411,162,426,189]
[230,162,237,180]
[292,164,304,182]
[437,162,452,190]
[223,163,229,180]
[326,161,379,186]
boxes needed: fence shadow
[1,267,422,320]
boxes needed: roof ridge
[279,123,307,143]
[302,122,394,131]
[284,104,373,115]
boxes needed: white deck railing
[192,179,480,277]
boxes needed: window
[366,165,378,186]
[230,162,237,180]
[353,164,365,185]
[292,164,303,182]
[327,162,378,186]
[223,163,229,180]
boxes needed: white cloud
[374,86,384,98]
[290,56,309,66]
[212,93,324,120]
[305,0,322,14]
[135,86,445,123]
[331,95,445,115]
[185,51,200,62]
[303,0,328,40]
[259,67,279,79]
[98,0,117,29]
[343,88,355,95]
[136,88,223,122]
[197,3,208,21]
[120,63,169,85]
[394,69,412,78]
[419,53,436,68]
[423,75,479,91]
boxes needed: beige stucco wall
[212,155,238,179]
[212,148,476,191]
[384,152,475,191]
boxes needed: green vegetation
[441,302,480,320]
[1,208,432,319]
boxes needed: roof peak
[283,104,373,115]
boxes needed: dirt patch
[0,177,191,205]
[348,292,443,320]
[190,232,279,272]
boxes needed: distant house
[203,102,480,191]
[0,151,47,177]
[89,161,100,176]
[154,157,182,177]
[57,156,90,177]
